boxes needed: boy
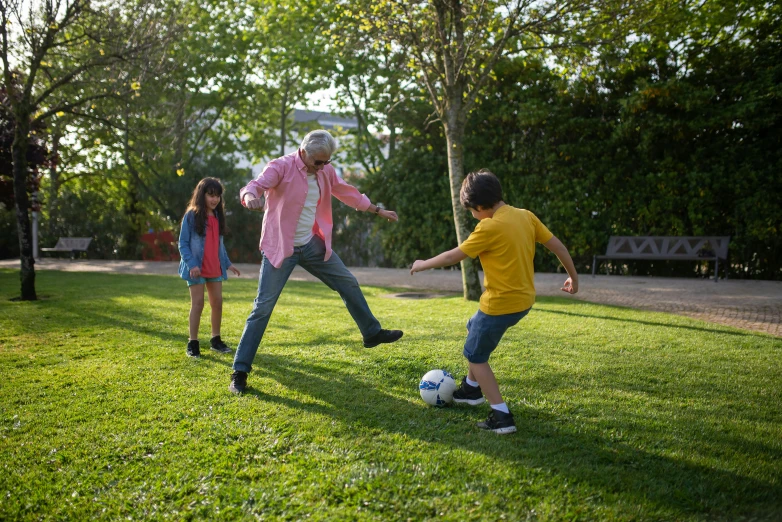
[410,169,578,434]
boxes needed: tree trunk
[443,118,481,301]
[11,116,36,300]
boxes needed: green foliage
[42,175,131,258]
[1,270,781,520]
[331,190,387,267]
[366,147,456,268]
[354,100,457,267]
[36,155,262,262]
[217,165,265,265]
[370,9,782,279]
[5,0,780,284]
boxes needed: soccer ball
[419,369,456,407]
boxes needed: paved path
[3,258,780,337]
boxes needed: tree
[1,0,174,299]
[237,0,336,160]
[340,0,635,300]
[96,0,266,257]
[0,78,47,261]
[330,22,415,174]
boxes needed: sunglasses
[313,158,332,166]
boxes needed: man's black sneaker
[210,335,232,354]
[229,371,247,394]
[452,377,485,405]
[363,329,403,348]
[186,340,201,358]
[477,409,517,435]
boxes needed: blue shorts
[187,276,224,287]
[463,308,530,363]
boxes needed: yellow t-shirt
[458,205,553,315]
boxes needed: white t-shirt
[293,173,320,246]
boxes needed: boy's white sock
[491,402,510,414]
[466,377,480,388]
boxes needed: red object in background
[140,231,180,261]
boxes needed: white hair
[300,130,337,156]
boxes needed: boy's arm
[542,235,579,294]
[410,247,468,275]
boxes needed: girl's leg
[188,284,206,340]
[205,281,223,337]
[468,362,503,405]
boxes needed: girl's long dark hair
[184,177,226,236]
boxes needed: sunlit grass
[1,269,780,521]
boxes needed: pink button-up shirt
[240,151,372,268]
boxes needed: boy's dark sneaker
[210,335,232,354]
[363,329,403,348]
[452,377,485,405]
[229,371,247,394]
[477,409,517,435]
[186,340,201,358]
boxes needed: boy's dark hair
[185,177,226,236]
[460,169,504,210]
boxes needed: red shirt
[200,215,221,278]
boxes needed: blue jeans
[463,308,530,363]
[232,236,381,373]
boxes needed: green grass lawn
[1,269,780,521]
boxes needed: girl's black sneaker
[477,409,517,435]
[186,340,201,357]
[210,335,232,354]
[452,377,485,405]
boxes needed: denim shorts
[187,276,224,287]
[463,308,531,363]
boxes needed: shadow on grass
[239,353,782,519]
[534,303,755,338]
[40,300,183,345]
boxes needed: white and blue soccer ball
[419,369,456,407]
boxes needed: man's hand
[378,208,398,222]
[561,277,578,294]
[189,267,201,279]
[229,265,241,276]
[410,260,427,274]
[244,193,265,212]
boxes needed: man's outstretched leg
[300,236,403,348]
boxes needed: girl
[178,177,241,357]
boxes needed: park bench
[592,236,730,282]
[41,237,92,259]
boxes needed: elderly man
[229,130,403,393]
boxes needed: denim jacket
[178,210,232,283]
